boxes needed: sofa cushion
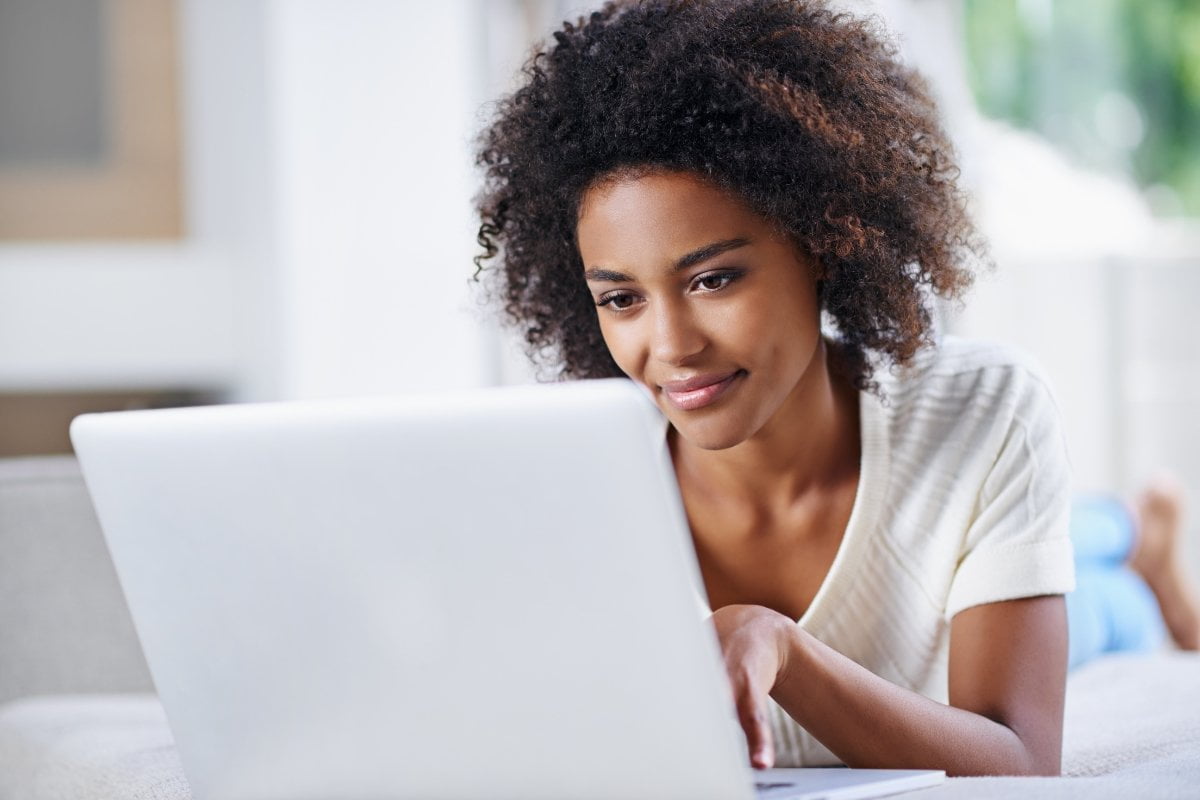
[0,694,188,800]
[1,652,1196,800]
[0,456,152,706]
[1062,650,1200,777]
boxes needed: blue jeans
[1066,495,1166,669]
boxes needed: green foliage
[964,0,1200,216]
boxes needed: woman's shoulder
[879,335,1060,420]
[868,336,1066,466]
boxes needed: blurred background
[0,0,1197,569]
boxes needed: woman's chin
[668,416,749,451]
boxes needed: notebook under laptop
[71,378,943,800]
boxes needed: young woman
[473,0,1199,776]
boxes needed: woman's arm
[713,594,1068,776]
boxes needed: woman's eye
[597,292,638,310]
[693,271,739,292]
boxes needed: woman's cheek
[600,325,640,374]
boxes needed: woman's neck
[670,338,861,511]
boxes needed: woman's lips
[660,370,743,411]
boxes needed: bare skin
[673,335,860,624]
[1129,475,1200,651]
[712,599,1066,774]
[577,170,1068,776]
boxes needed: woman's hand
[709,604,798,769]
[710,598,1068,775]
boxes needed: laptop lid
[72,379,759,800]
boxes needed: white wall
[0,0,495,401]
[182,0,280,401]
[0,244,237,390]
[266,0,489,399]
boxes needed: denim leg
[1066,495,1166,670]
[1067,566,1166,669]
[1070,494,1135,565]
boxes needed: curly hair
[475,0,982,391]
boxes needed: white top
[763,336,1076,766]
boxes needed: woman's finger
[735,686,775,769]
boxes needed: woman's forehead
[576,172,770,267]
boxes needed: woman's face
[576,171,824,451]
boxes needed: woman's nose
[649,301,706,366]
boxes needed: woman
[473,0,1197,776]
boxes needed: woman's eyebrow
[583,267,632,283]
[584,236,752,283]
[673,236,751,271]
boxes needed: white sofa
[2,455,1198,799]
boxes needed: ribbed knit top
[765,336,1076,766]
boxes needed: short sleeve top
[767,336,1076,766]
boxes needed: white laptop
[70,378,943,800]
